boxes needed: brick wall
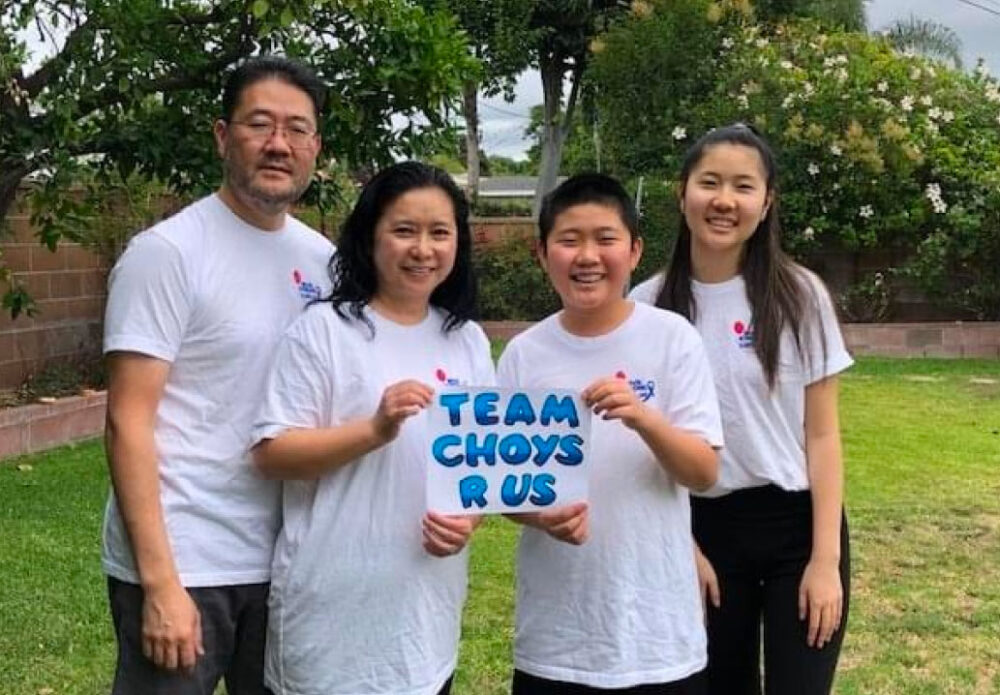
[1,196,107,389]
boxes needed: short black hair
[221,56,326,123]
[324,161,478,335]
[537,173,639,246]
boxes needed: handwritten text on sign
[426,387,591,515]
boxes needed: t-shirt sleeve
[803,273,854,384]
[469,323,498,388]
[628,273,663,305]
[103,231,191,361]
[252,328,333,444]
[495,340,519,389]
[663,323,725,448]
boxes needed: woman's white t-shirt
[253,305,495,695]
[630,271,853,497]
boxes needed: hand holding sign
[583,376,648,430]
[517,502,590,545]
[373,380,434,442]
[422,512,481,556]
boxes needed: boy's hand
[422,512,481,557]
[583,376,648,431]
[519,502,589,545]
[372,380,433,442]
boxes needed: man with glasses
[102,56,334,694]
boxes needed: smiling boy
[497,174,724,694]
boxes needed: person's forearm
[105,415,179,591]
[806,431,844,564]
[634,408,718,491]
[253,418,389,480]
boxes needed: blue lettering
[439,393,470,426]
[555,434,584,465]
[498,433,532,464]
[540,395,580,427]
[530,434,561,466]
[501,474,532,506]
[474,392,500,425]
[503,393,537,426]
[458,475,488,509]
[529,473,557,506]
[465,433,498,466]
[431,434,463,467]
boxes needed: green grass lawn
[1,357,998,694]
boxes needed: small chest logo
[435,368,465,387]
[615,370,656,402]
[292,269,322,301]
[733,320,754,349]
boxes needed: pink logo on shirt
[292,269,322,301]
[436,368,462,386]
[733,320,755,349]
[614,370,656,402]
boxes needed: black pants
[108,577,269,695]
[691,485,850,695]
[512,669,706,695]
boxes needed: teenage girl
[631,124,853,695]
[251,162,494,695]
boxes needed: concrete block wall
[1,198,107,390]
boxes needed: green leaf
[252,0,269,19]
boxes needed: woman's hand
[422,512,481,557]
[372,380,433,442]
[799,558,843,648]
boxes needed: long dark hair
[323,161,478,335]
[655,124,825,388]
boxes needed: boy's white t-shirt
[102,194,334,586]
[252,305,495,695]
[497,302,724,689]
[630,271,853,496]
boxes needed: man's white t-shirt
[496,302,724,689]
[252,305,495,695]
[102,194,334,587]
[630,271,853,497]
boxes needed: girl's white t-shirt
[630,271,853,497]
[497,302,724,689]
[252,305,495,695]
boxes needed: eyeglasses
[229,119,317,148]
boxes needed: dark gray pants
[107,577,269,695]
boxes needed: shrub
[473,236,560,321]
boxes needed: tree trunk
[533,52,566,216]
[462,80,480,207]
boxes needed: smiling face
[681,143,772,273]
[539,202,642,331]
[214,78,320,219]
[370,186,459,321]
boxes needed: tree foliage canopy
[0,0,477,316]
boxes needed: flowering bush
[589,0,1000,318]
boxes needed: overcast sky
[480,0,1000,159]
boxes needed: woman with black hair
[631,124,852,695]
[250,161,494,695]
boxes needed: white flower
[808,162,820,176]
[925,182,941,197]
[901,95,914,112]
[781,94,795,109]
[910,67,922,80]
[823,57,836,68]
[833,182,841,190]
[721,37,734,49]
[859,205,874,219]
[920,95,933,106]
[737,94,749,109]
[835,67,849,82]
[925,122,939,136]
[830,144,843,156]
[836,55,848,65]
[928,107,941,120]
[803,82,815,96]
[986,85,1000,103]
[803,226,816,240]
[672,126,687,141]
[877,81,889,93]
[942,110,955,123]
[926,66,937,77]
[756,37,769,48]
[780,60,794,70]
